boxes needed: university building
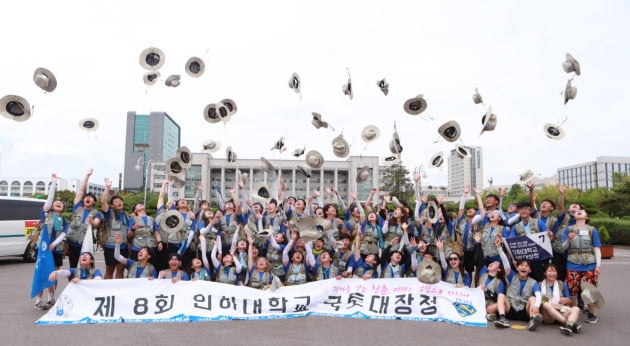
[557,156,630,191]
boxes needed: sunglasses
[448,257,459,261]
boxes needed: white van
[0,196,45,261]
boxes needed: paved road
[2,247,630,346]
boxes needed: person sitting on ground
[539,263,582,336]
[494,259,543,332]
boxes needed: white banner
[36,278,486,327]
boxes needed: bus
[0,196,45,261]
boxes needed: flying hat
[454,144,472,159]
[416,259,441,284]
[143,71,161,86]
[564,79,577,105]
[288,72,301,94]
[270,137,285,152]
[79,117,99,131]
[170,175,187,188]
[176,146,193,169]
[472,88,483,104]
[0,95,31,122]
[581,280,605,309]
[293,146,306,158]
[226,146,237,163]
[165,157,186,176]
[361,125,380,143]
[380,153,400,166]
[389,131,403,155]
[260,156,276,172]
[342,77,353,100]
[437,120,461,143]
[252,182,272,205]
[519,170,535,184]
[403,94,428,115]
[160,210,184,235]
[543,123,565,140]
[332,134,350,158]
[426,200,440,224]
[305,150,324,169]
[296,217,330,242]
[220,99,237,116]
[80,224,95,256]
[311,112,330,129]
[429,152,444,168]
[165,74,181,87]
[562,53,581,76]
[203,103,222,123]
[139,47,165,71]
[202,139,221,153]
[33,67,58,92]
[480,107,497,135]
[356,166,370,183]
[185,57,205,78]
[377,78,389,96]
[297,165,312,178]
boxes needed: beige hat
[404,94,428,115]
[342,77,353,100]
[416,259,441,284]
[202,139,221,153]
[332,134,350,158]
[426,200,440,224]
[185,57,205,78]
[305,150,324,169]
[454,144,472,159]
[297,165,312,178]
[160,210,184,235]
[389,129,403,154]
[139,47,165,71]
[292,146,305,158]
[543,123,565,140]
[311,112,330,129]
[519,170,535,184]
[220,99,237,116]
[581,280,605,309]
[260,156,276,172]
[33,67,58,92]
[356,166,370,183]
[203,104,221,123]
[288,72,301,94]
[165,74,181,87]
[78,117,99,131]
[165,157,186,176]
[377,78,389,96]
[252,182,272,205]
[361,125,380,143]
[438,120,461,143]
[429,152,444,168]
[226,146,237,163]
[380,153,400,166]
[176,146,193,169]
[270,137,285,151]
[564,79,577,105]
[143,71,160,86]
[472,88,483,104]
[480,107,497,135]
[0,95,31,122]
[562,53,581,76]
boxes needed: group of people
[32,168,603,336]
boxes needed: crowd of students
[32,168,603,335]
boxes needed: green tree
[506,183,526,204]
[380,162,414,203]
[599,173,630,217]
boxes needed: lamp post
[135,157,152,207]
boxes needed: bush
[590,218,630,245]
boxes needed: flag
[30,224,56,298]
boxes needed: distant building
[123,111,181,192]
[0,177,105,198]
[447,146,483,196]
[557,156,630,191]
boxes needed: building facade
[0,177,105,198]
[123,111,181,192]
[447,146,483,196]
[557,156,630,191]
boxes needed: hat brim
[33,67,58,92]
[185,57,205,78]
[0,95,32,122]
[78,117,99,131]
[159,210,184,235]
[305,150,324,169]
[361,125,380,142]
[404,96,428,115]
[438,121,461,143]
[139,47,166,71]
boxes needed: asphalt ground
[1,247,629,346]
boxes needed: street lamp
[134,156,152,206]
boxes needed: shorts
[463,250,476,273]
[53,252,63,267]
[104,247,128,266]
[566,269,598,297]
[506,307,529,322]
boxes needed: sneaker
[495,317,511,328]
[34,301,48,311]
[45,298,56,308]
[560,325,573,336]
[528,313,543,331]
[486,313,497,321]
[572,324,582,334]
[585,314,598,324]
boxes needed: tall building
[447,146,483,196]
[123,112,181,191]
[0,177,105,197]
[557,156,630,191]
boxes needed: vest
[481,224,502,259]
[540,280,566,300]
[266,247,284,276]
[381,263,404,278]
[540,214,564,254]
[191,268,212,281]
[566,225,596,265]
[419,226,436,245]
[353,263,375,279]
[514,218,541,236]
[67,207,97,243]
[264,213,286,234]
[163,270,186,280]
[220,214,239,242]
[72,267,96,280]
[361,223,383,255]
[127,262,155,278]
[45,213,67,252]
[285,263,306,286]
[315,264,338,281]
[478,272,501,294]
[248,270,271,289]
[444,269,466,286]
[103,211,129,246]
[217,265,238,284]
[457,219,478,252]
[132,215,157,249]
[506,275,537,311]
[334,249,352,272]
